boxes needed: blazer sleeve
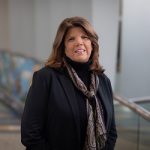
[21,70,50,150]
[103,75,118,150]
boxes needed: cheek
[65,48,73,57]
[87,41,92,49]
[65,43,75,54]
[87,44,93,53]
[65,42,71,51]
[65,49,69,56]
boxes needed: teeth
[75,49,85,53]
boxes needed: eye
[68,37,75,41]
[82,35,89,39]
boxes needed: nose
[75,37,83,45]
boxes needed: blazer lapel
[58,74,81,146]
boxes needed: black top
[65,56,91,149]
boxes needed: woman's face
[64,27,92,63]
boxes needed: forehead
[66,27,87,37]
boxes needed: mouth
[75,49,86,54]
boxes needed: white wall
[115,0,150,97]
[8,0,34,55]
[0,0,9,49]
[33,0,51,60]
[92,0,119,88]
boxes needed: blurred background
[0,0,150,149]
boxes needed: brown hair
[45,16,104,74]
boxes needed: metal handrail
[0,90,24,117]
[128,96,150,103]
[113,94,150,121]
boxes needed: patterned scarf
[64,60,107,150]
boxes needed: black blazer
[21,66,117,150]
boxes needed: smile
[75,49,86,53]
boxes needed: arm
[21,70,50,150]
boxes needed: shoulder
[31,66,56,86]
[30,66,63,91]
[33,66,65,83]
[98,73,113,95]
[98,73,111,85]
[34,66,61,78]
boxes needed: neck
[64,56,92,72]
[65,56,92,87]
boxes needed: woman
[21,16,117,150]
